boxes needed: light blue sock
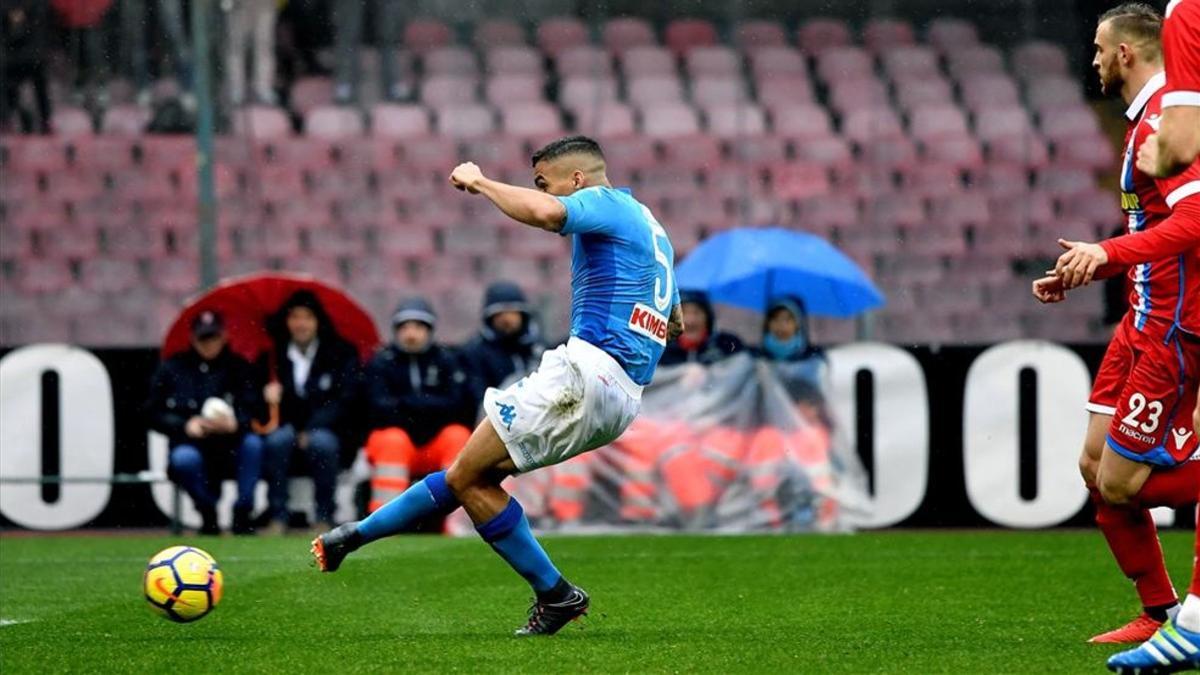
[477,498,563,594]
[356,471,458,544]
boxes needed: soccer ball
[143,546,223,623]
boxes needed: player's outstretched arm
[1137,109,1200,177]
[1056,200,1200,288]
[449,162,567,232]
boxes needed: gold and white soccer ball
[143,546,223,623]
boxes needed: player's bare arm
[667,304,684,340]
[449,161,567,232]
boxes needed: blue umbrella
[674,227,885,317]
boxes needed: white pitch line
[0,618,34,627]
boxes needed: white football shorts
[484,337,643,473]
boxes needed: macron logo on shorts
[628,303,668,346]
[1174,427,1194,450]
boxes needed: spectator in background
[260,291,360,535]
[363,297,471,514]
[659,289,744,367]
[1,0,51,133]
[331,0,409,103]
[226,0,277,105]
[50,0,112,105]
[461,281,546,420]
[759,297,829,407]
[146,311,265,535]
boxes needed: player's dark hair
[1099,2,1163,54]
[530,135,605,168]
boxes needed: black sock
[1146,602,1179,622]
[537,576,572,604]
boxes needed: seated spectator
[363,297,471,513]
[2,0,50,134]
[758,297,829,406]
[461,281,546,419]
[260,291,360,535]
[659,290,745,367]
[146,311,265,535]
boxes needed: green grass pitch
[0,530,1193,673]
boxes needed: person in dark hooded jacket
[259,290,361,534]
[659,289,744,367]
[460,281,546,420]
[758,297,829,410]
[362,297,472,513]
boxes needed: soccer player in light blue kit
[312,136,683,635]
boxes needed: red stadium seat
[555,46,613,77]
[902,221,968,256]
[399,136,460,169]
[880,46,940,80]
[485,74,546,105]
[568,102,636,137]
[960,75,1021,111]
[992,190,1056,229]
[703,103,768,138]
[474,19,526,48]
[724,134,787,166]
[3,136,69,172]
[441,222,502,256]
[797,193,860,231]
[501,226,569,258]
[404,19,454,54]
[619,46,678,76]
[661,134,722,169]
[70,136,136,170]
[305,106,365,138]
[423,46,479,77]
[537,17,590,56]
[862,18,916,52]
[815,47,875,83]
[827,77,890,113]
[986,132,1051,169]
[137,136,195,170]
[767,163,831,200]
[370,104,432,138]
[636,166,701,198]
[420,75,480,106]
[927,18,980,51]
[859,136,918,171]
[639,102,701,138]
[747,47,808,78]
[500,102,563,138]
[901,163,965,196]
[664,18,718,55]
[704,164,769,198]
[793,136,853,167]
[14,259,73,293]
[290,77,334,116]
[50,107,94,136]
[921,136,984,170]
[1053,135,1117,171]
[841,107,904,144]
[974,164,1031,197]
[691,77,748,105]
[1011,41,1070,80]
[1034,167,1096,197]
[1026,77,1085,112]
[485,46,543,76]
[866,193,927,228]
[1038,105,1101,141]
[560,77,620,109]
[733,20,787,49]
[1060,188,1120,227]
[908,104,969,141]
[231,105,292,139]
[101,105,151,135]
[377,225,437,257]
[945,45,1005,79]
[797,18,852,56]
[685,46,742,77]
[459,135,527,172]
[602,17,657,54]
[36,223,100,259]
[894,78,954,112]
[306,225,367,256]
[627,76,686,105]
[929,193,990,228]
[79,259,141,293]
[769,103,832,140]
[755,75,816,106]
[973,107,1033,141]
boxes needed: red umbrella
[161,273,382,432]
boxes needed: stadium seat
[101,105,151,135]
[703,103,768,138]
[827,77,891,113]
[485,46,544,76]
[841,107,905,144]
[1060,188,1120,227]
[501,226,569,258]
[537,16,590,56]
[137,136,195,170]
[692,77,748,105]
[620,46,678,76]
[664,18,719,54]
[866,193,926,229]
[474,19,526,48]
[973,107,1033,142]
[404,18,454,54]
[908,104,970,141]
[880,46,940,80]
[767,163,831,200]
[3,136,69,172]
[560,77,620,109]
[974,164,1031,197]
[370,104,432,137]
[423,46,479,77]
[945,45,1006,79]
[901,163,965,196]
[894,78,954,112]
[500,102,563,138]
[902,221,968,256]
[290,77,334,116]
[636,166,701,198]
[986,132,1051,169]
[602,17,657,53]
[485,75,546,104]
[733,20,788,49]
[1011,40,1070,80]
[862,18,916,52]
[661,134,723,169]
[921,136,984,170]
[755,75,816,106]
[231,105,292,139]
[50,107,94,136]
[79,258,141,293]
[960,75,1021,111]
[929,193,990,228]
[797,193,861,231]
[815,47,876,83]
[1034,167,1095,197]
[685,46,742,77]
[627,76,686,105]
[568,101,636,137]
[639,102,701,138]
[420,75,480,106]
[927,18,980,51]
[70,136,137,170]
[1026,76,1085,111]
[1038,105,1101,141]
[556,46,613,77]
[747,47,809,77]
[1053,135,1117,171]
[768,103,832,140]
[305,106,366,138]
[797,18,852,55]
[793,136,853,168]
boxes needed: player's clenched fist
[449,162,485,193]
[1136,132,1163,177]
[1031,275,1066,304]
[1054,238,1109,289]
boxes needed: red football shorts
[1088,314,1200,466]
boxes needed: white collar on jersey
[1126,71,1166,121]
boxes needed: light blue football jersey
[556,186,680,386]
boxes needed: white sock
[1178,594,1200,632]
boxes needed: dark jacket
[271,338,359,433]
[461,324,544,413]
[660,290,744,367]
[3,0,49,70]
[146,347,264,449]
[365,343,469,446]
